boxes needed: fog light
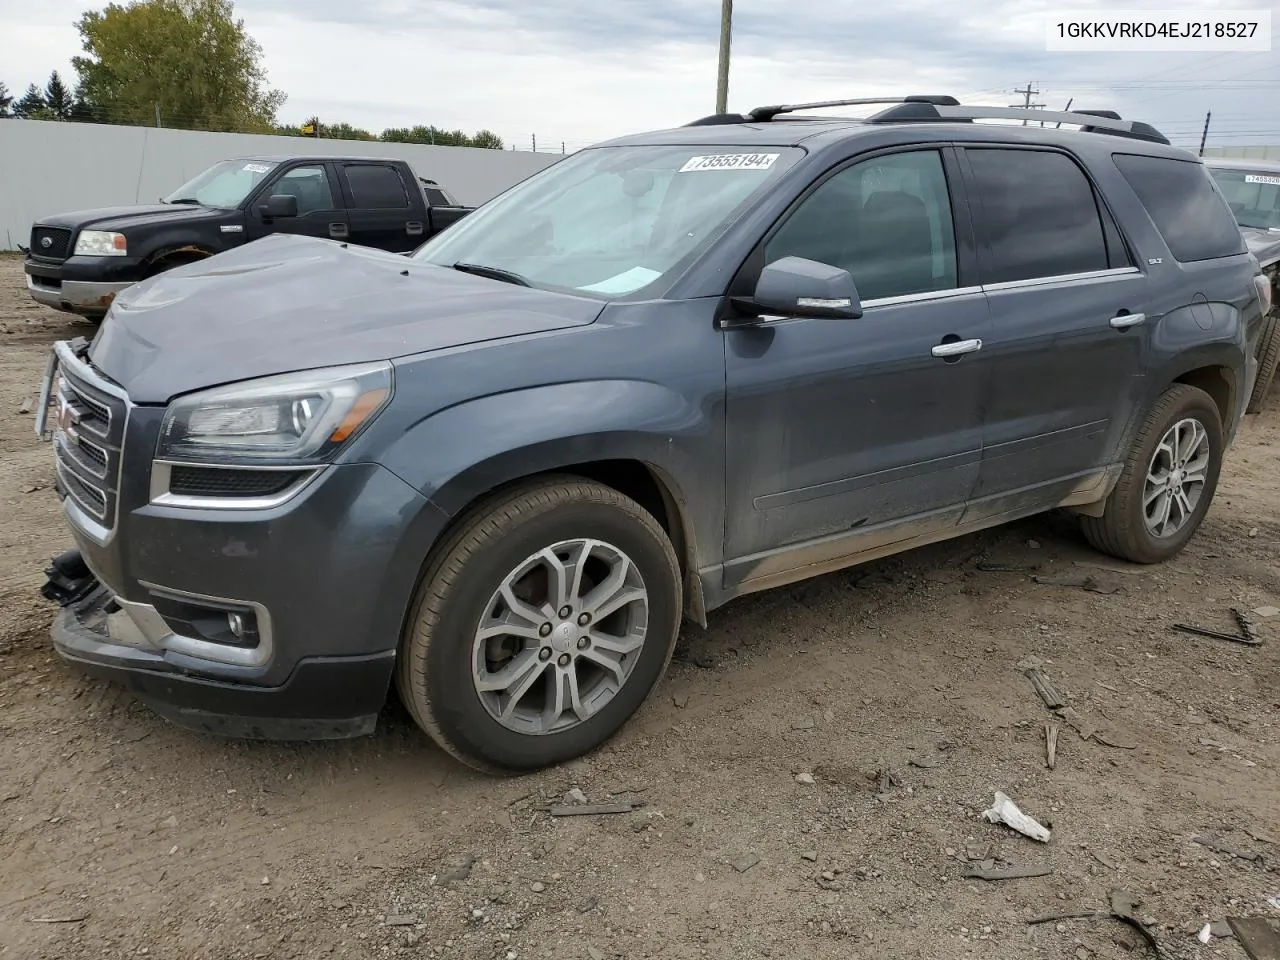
[228,611,246,640]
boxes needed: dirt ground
[1,254,1277,960]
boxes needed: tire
[1245,313,1280,414]
[396,476,682,773]
[1081,384,1223,564]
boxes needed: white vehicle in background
[1206,157,1280,412]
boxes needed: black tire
[1081,384,1223,564]
[1245,313,1280,414]
[396,476,682,773]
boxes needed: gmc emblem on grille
[40,236,53,249]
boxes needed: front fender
[369,379,721,569]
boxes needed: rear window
[1113,154,1245,262]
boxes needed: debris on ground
[961,864,1053,881]
[1172,612,1264,647]
[438,855,476,884]
[982,792,1051,843]
[1227,917,1280,959]
[28,915,88,924]
[1198,920,1235,943]
[730,854,761,873]
[978,561,1039,573]
[1192,834,1265,865]
[672,693,689,709]
[795,772,815,785]
[1026,669,1067,710]
[1028,908,1101,926]
[385,914,418,927]
[18,397,32,414]
[1045,723,1059,770]
[1108,889,1162,956]
[547,802,638,817]
[1033,574,1121,594]
[1254,606,1280,619]
[564,787,589,805]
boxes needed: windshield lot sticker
[679,153,779,173]
[1245,174,1280,186]
[243,162,272,174]
[578,266,662,295]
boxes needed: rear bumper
[52,586,394,739]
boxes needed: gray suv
[37,96,1270,772]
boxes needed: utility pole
[532,133,537,153]
[154,103,162,128]
[1010,82,1043,125]
[715,0,733,114]
[1198,111,1211,156]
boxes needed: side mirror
[745,256,862,320]
[260,194,298,219]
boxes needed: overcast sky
[1,0,1276,153]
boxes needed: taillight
[1254,274,1273,316]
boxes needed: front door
[958,146,1150,521]
[723,147,990,590]
[245,162,348,244]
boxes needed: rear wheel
[1246,313,1280,414]
[397,476,682,773]
[1081,385,1223,564]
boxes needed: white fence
[1202,145,1280,162]
[0,119,562,250]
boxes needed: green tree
[471,129,504,150]
[13,83,47,119]
[44,71,74,120]
[73,0,286,132]
[0,82,13,116]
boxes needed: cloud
[1,0,1276,153]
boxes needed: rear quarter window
[1113,154,1245,262]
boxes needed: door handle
[931,338,983,359]
[1109,312,1145,329]
[405,221,424,236]
[329,222,349,239]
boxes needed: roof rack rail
[866,103,1170,145]
[742,95,958,124]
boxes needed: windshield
[413,145,803,297]
[1209,167,1280,231]
[164,159,280,207]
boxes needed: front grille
[52,350,128,531]
[168,466,308,498]
[30,227,73,262]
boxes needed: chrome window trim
[981,266,1140,293]
[862,285,984,309]
[134,580,275,669]
[149,460,325,510]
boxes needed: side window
[424,187,450,206]
[1115,154,1246,262]
[966,148,1110,284]
[764,150,958,302]
[345,164,410,209]
[272,165,336,216]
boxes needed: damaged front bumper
[45,556,394,740]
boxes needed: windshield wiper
[452,262,531,287]
[166,197,203,205]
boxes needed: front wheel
[1081,384,1223,564]
[1246,314,1280,414]
[397,477,682,773]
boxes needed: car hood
[89,234,606,403]
[35,204,223,233]
[1242,226,1280,270]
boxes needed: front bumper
[53,585,394,739]
[25,255,142,316]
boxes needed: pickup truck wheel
[1081,384,1223,564]
[1245,314,1280,414]
[397,477,682,773]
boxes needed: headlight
[157,362,392,463]
[74,231,128,257]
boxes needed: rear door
[958,145,1151,520]
[338,162,424,251]
[243,161,348,244]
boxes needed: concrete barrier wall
[0,119,563,250]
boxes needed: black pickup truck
[24,155,472,319]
